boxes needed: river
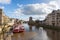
[19,23,50,40]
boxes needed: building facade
[0,9,10,27]
[0,9,3,25]
[44,9,60,27]
[7,18,16,25]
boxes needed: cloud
[31,15,45,20]
[17,1,59,15]
[0,0,11,4]
[12,1,60,20]
[0,6,4,9]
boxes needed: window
[57,13,60,14]
[57,22,59,24]
[59,20,60,22]
[52,13,55,15]
[52,23,55,26]
[52,21,55,22]
[52,15,55,17]
[57,13,60,15]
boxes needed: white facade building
[44,9,60,27]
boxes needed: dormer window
[52,10,55,13]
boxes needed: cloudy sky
[0,0,60,21]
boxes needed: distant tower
[29,17,32,21]
[28,17,34,31]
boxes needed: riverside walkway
[0,32,37,40]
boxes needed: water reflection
[22,23,50,40]
[23,23,35,32]
[23,23,29,31]
[33,27,49,40]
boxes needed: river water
[22,23,50,40]
[22,23,35,31]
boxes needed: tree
[35,20,40,30]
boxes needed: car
[13,26,25,33]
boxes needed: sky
[0,0,60,21]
